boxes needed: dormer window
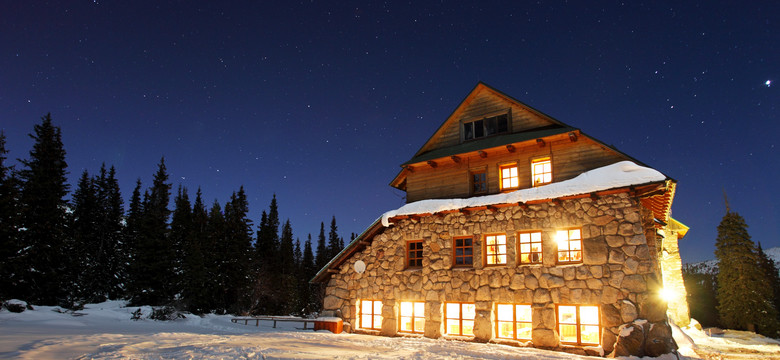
[463,114,509,141]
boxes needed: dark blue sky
[1,1,777,263]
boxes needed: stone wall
[323,193,675,356]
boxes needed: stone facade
[323,193,677,356]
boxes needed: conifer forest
[0,114,348,315]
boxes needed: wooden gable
[413,82,567,157]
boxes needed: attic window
[463,114,509,141]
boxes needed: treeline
[0,114,348,315]
[683,209,780,338]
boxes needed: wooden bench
[231,316,317,329]
[231,316,344,333]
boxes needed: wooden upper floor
[390,83,642,203]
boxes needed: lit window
[518,231,543,264]
[471,170,487,195]
[556,229,582,264]
[500,164,519,191]
[532,157,552,186]
[463,114,509,141]
[359,300,383,330]
[407,240,423,268]
[453,237,474,267]
[399,301,425,334]
[484,234,507,266]
[445,302,476,336]
[496,304,532,340]
[558,305,600,345]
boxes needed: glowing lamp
[660,287,677,302]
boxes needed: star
[766,80,772,87]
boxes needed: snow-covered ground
[1,301,779,359]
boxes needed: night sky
[1,1,777,263]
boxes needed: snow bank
[381,161,665,226]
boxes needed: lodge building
[312,83,689,357]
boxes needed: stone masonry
[323,193,676,357]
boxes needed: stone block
[620,300,638,323]
[509,274,525,290]
[525,275,539,290]
[608,323,645,357]
[583,235,608,265]
[533,288,551,304]
[532,328,559,348]
[601,286,621,304]
[605,235,625,247]
[622,275,647,293]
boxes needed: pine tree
[17,113,70,305]
[0,131,22,299]
[315,222,327,270]
[715,210,779,335]
[757,242,780,333]
[682,265,721,327]
[128,158,174,306]
[123,178,143,299]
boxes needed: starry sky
[1,1,777,263]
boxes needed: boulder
[609,323,645,357]
[645,322,676,357]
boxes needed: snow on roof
[381,161,665,227]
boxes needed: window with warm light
[556,228,582,264]
[399,301,425,334]
[358,299,383,330]
[445,302,476,336]
[471,170,487,195]
[407,240,423,268]
[500,164,519,191]
[484,234,507,266]
[532,157,552,186]
[496,304,532,340]
[557,305,600,345]
[453,236,474,267]
[518,231,543,264]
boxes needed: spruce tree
[301,234,316,313]
[0,131,21,299]
[206,200,225,312]
[128,158,174,305]
[123,178,143,299]
[327,216,341,260]
[71,170,100,302]
[278,220,298,314]
[182,188,210,313]
[221,187,253,313]
[99,165,124,299]
[715,210,779,335]
[315,222,327,270]
[170,186,192,300]
[17,113,70,305]
[757,242,780,333]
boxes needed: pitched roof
[401,125,576,166]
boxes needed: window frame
[452,236,474,268]
[517,231,543,265]
[470,169,488,195]
[358,299,383,330]
[406,239,423,268]
[555,228,583,264]
[531,157,552,187]
[495,303,533,341]
[499,163,520,192]
[462,113,509,141]
[556,304,601,345]
[398,301,425,334]
[444,302,476,337]
[483,233,508,266]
